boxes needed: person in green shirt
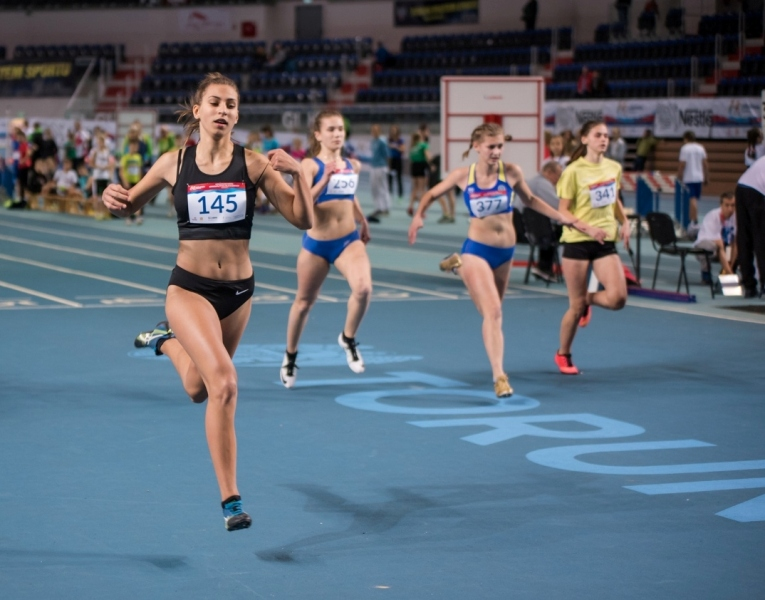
[634,129,658,171]
[407,131,430,216]
[120,140,144,224]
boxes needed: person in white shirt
[735,154,765,297]
[44,158,80,197]
[606,127,626,167]
[677,131,708,226]
[693,192,736,283]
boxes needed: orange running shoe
[554,352,580,375]
[578,305,592,328]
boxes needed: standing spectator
[72,120,91,169]
[615,0,631,29]
[29,122,44,163]
[87,134,115,219]
[633,129,658,171]
[576,66,593,98]
[428,153,455,223]
[606,127,627,167]
[246,130,262,153]
[261,125,279,153]
[290,138,306,161]
[39,128,59,174]
[387,125,405,201]
[638,0,659,36]
[120,140,144,225]
[677,130,708,227]
[744,127,764,168]
[693,192,737,284]
[522,0,538,31]
[735,155,765,297]
[13,130,32,209]
[157,125,176,157]
[64,131,77,165]
[367,124,391,223]
[407,131,430,217]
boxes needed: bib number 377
[187,182,246,224]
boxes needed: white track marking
[0,279,82,307]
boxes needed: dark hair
[176,72,239,142]
[746,127,762,159]
[308,109,343,158]
[683,130,696,142]
[720,191,734,202]
[461,123,512,159]
[568,120,606,162]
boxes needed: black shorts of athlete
[168,265,255,320]
[410,160,428,178]
[562,241,618,261]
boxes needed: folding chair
[522,208,562,286]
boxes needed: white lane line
[0,237,337,303]
[0,279,82,307]
[0,253,166,294]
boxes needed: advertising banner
[545,97,760,139]
[394,0,479,27]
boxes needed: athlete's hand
[408,214,424,245]
[102,183,132,217]
[620,221,631,251]
[267,149,301,176]
[360,220,371,244]
[588,225,609,244]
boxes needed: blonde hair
[308,109,343,158]
[176,72,239,142]
[461,123,512,159]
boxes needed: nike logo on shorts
[235,289,249,295]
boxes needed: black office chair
[522,208,561,286]
[645,212,715,298]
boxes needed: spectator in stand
[638,0,659,36]
[367,124,391,223]
[633,129,658,171]
[246,130,262,153]
[374,41,394,70]
[693,192,737,284]
[64,131,77,166]
[387,125,405,201]
[26,158,50,206]
[744,127,764,168]
[157,125,176,157]
[576,66,593,98]
[522,0,538,31]
[265,42,287,70]
[561,129,578,158]
[261,125,279,153]
[677,130,708,228]
[87,134,115,220]
[615,0,631,29]
[12,130,32,209]
[72,120,91,170]
[548,134,570,168]
[591,70,608,98]
[735,154,765,298]
[606,127,626,167]
[29,122,43,164]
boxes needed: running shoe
[554,352,580,375]
[222,497,252,532]
[280,351,298,389]
[494,374,514,398]
[134,320,175,356]
[338,332,365,373]
[578,305,592,328]
[439,252,462,274]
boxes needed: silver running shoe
[280,351,298,389]
[338,333,365,374]
[134,320,175,356]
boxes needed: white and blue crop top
[312,158,358,204]
[463,162,514,219]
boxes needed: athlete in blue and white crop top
[312,157,358,203]
[463,161,514,219]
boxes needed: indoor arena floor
[1,192,763,599]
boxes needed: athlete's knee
[608,291,627,310]
[207,370,238,406]
[482,303,503,324]
[569,298,588,316]
[350,279,372,303]
[293,294,317,314]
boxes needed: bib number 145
[187,182,246,224]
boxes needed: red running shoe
[578,305,592,328]
[554,352,580,375]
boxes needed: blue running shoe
[134,320,175,356]
[222,497,252,532]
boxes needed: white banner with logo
[545,97,760,139]
[178,8,231,33]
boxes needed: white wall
[0,97,70,119]
[0,0,683,59]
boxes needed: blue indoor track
[0,198,763,599]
